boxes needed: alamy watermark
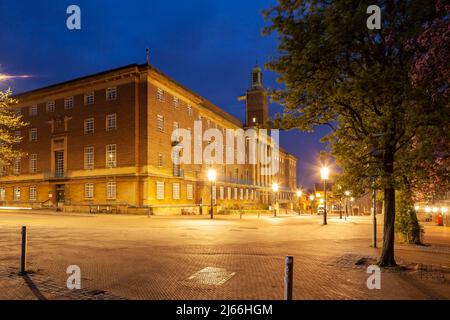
[171,123,280,176]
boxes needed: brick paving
[0,211,448,300]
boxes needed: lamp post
[350,197,355,216]
[309,195,315,215]
[207,169,216,219]
[296,190,303,215]
[320,167,330,225]
[272,183,279,217]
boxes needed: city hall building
[0,63,297,214]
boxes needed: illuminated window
[172,183,180,200]
[187,184,193,200]
[84,92,94,105]
[106,87,117,101]
[173,96,179,109]
[84,118,94,134]
[46,101,55,112]
[157,115,164,132]
[29,128,37,142]
[30,154,37,173]
[106,114,117,131]
[13,158,21,175]
[156,182,165,200]
[84,147,94,169]
[85,183,94,200]
[106,144,117,168]
[13,186,20,201]
[64,97,73,109]
[156,88,165,102]
[106,182,117,200]
[29,186,37,201]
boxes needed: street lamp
[207,169,216,219]
[272,183,279,217]
[344,190,351,220]
[309,195,315,215]
[296,190,303,215]
[320,166,330,225]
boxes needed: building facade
[0,63,297,214]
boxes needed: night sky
[0,0,331,188]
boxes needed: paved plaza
[0,210,449,300]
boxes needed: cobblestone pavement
[0,211,448,300]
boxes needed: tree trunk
[379,186,397,266]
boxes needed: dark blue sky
[0,0,331,188]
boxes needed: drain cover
[186,267,236,286]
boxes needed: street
[0,211,449,300]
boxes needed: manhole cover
[185,267,236,286]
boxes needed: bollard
[284,256,293,300]
[20,226,27,274]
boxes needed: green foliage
[0,89,27,171]
[263,0,446,265]
[395,189,424,244]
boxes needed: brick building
[0,63,297,214]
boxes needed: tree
[263,0,446,266]
[409,0,450,101]
[0,89,27,172]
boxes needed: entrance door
[56,185,65,204]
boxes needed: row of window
[22,87,118,116]
[84,182,117,200]
[0,186,37,201]
[10,144,117,175]
[155,182,193,200]
[13,114,117,143]
[84,114,117,134]
[155,88,192,116]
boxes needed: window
[240,188,244,200]
[157,115,164,132]
[172,183,180,200]
[227,187,231,200]
[106,144,117,168]
[29,186,37,201]
[156,182,165,200]
[234,168,239,179]
[29,105,38,116]
[245,189,249,200]
[15,109,22,116]
[64,97,73,109]
[173,96,179,108]
[84,92,95,105]
[219,186,224,200]
[29,128,37,142]
[106,87,117,101]
[234,188,238,200]
[13,158,21,175]
[106,182,117,199]
[13,187,20,201]
[158,153,163,167]
[14,131,21,139]
[173,121,179,131]
[106,114,117,131]
[30,154,37,173]
[212,186,217,200]
[46,101,55,113]
[85,183,94,200]
[84,118,94,134]
[156,88,165,102]
[84,147,94,169]
[187,184,194,200]
[187,104,193,116]
[0,188,5,201]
